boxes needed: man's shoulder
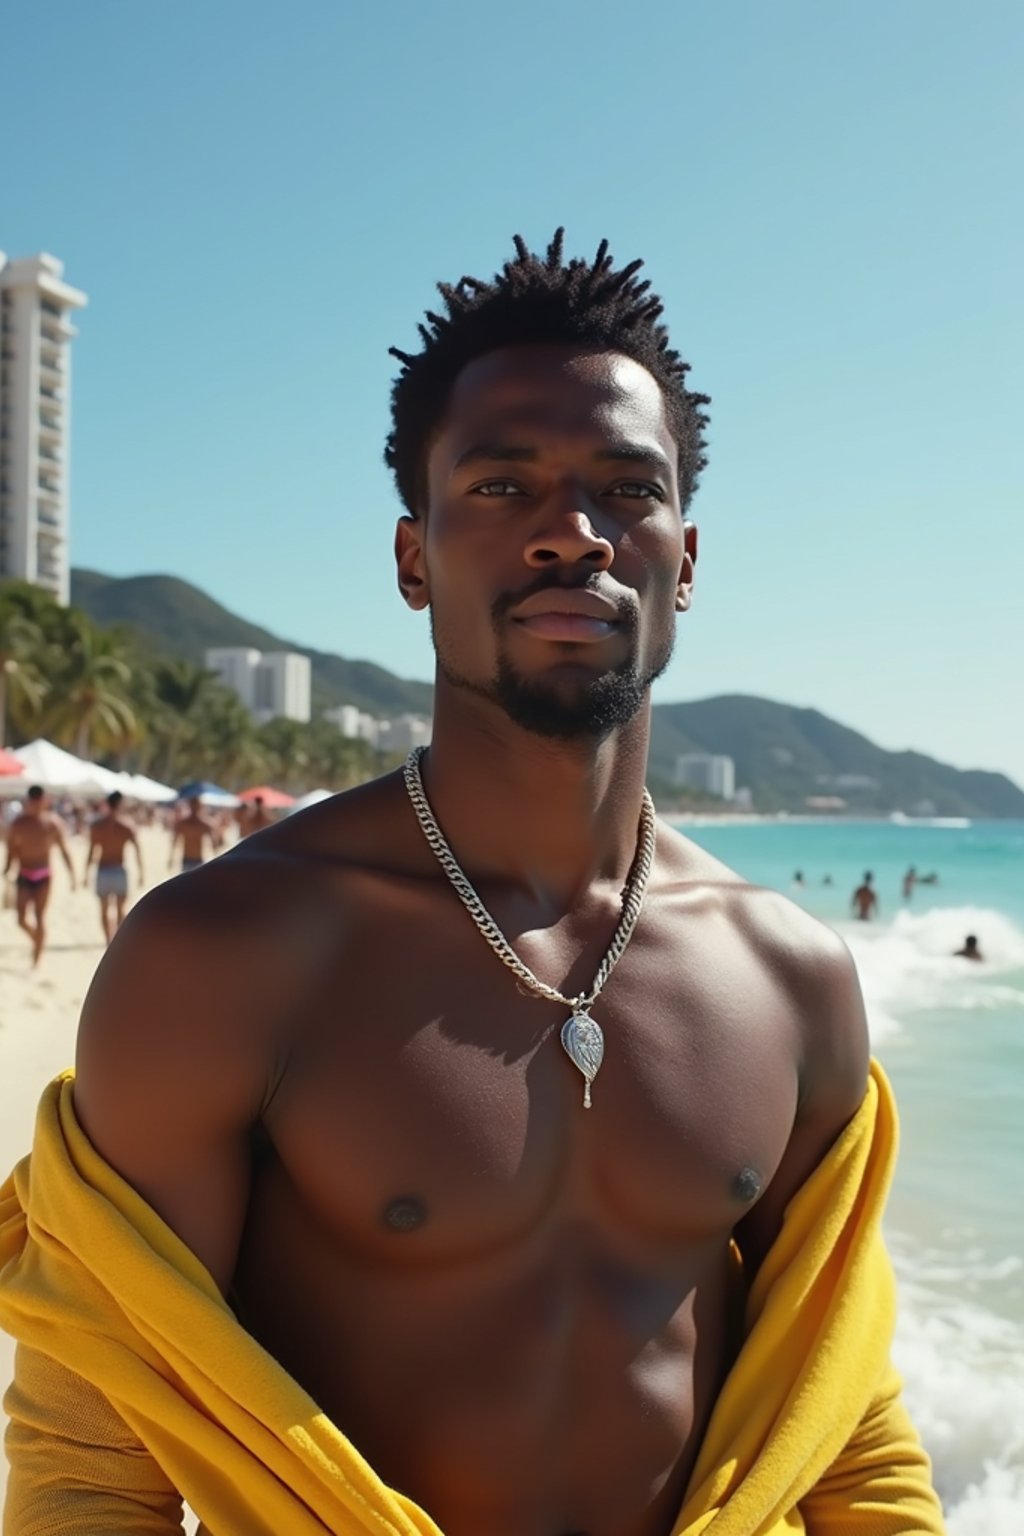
[246,769,417,876]
[659,820,851,967]
[658,824,867,1084]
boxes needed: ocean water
[674,818,1024,1533]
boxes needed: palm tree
[192,689,263,785]
[256,717,311,791]
[143,659,225,783]
[0,602,46,748]
[43,613,136,759]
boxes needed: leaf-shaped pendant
[560,1011,604,1109]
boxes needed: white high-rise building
[0,253,87,604]
[205,647,262,710]
[674,753,736,801]
[252,651,311,725]
[205,646,311,725]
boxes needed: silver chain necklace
[402,747,657,1109]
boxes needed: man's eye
[471,479,526,497]
[611,482,664,501]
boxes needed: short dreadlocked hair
[385,230,709,517]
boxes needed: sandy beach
[0,824,175,1508]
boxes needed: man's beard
[433,604,675,742]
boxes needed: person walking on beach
[168,795,217,873]
[2,784,76,966]
[851,871,879,921]
[84,790,145,945]
[2,233,943,1534]
[237,794,274,839]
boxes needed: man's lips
[513,613,619,642]
[507,589,626,643]
[511,589,622,623]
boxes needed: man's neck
[418,691,653,917]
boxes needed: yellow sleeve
[3,1345,185,1535]
[799,1363,946,1535]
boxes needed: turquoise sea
[673,818,1024,1535]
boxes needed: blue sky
[3,1,1022,785]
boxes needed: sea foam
[838,907,1024,1040]
[893,1261,1024,1534]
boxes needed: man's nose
[524,498,614,570]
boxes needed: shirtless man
[237,793,274,839]
[84,790,144,945]
[3,784,76,965]
[851,870,879,921]
[168,795,217,873]
[49,234,939,1534]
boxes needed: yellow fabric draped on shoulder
[0,1061,944,1535]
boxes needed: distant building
[324,705,380,745]
[323,706,432,755]
[376,714,432,755]
[0,252,87,604]
[205,647,262,709]
[205,646,311,724]
[674,753,736,801]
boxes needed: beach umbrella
[177,779,240,808]
[238,785,295,808]
[0,748,26,777]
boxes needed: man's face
[396,345,697,740]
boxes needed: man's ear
[676,520,698,613]
[395,515,430,610]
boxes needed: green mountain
[649,696,1024,818]
[70,569,1023,818]
[70,569,434,719]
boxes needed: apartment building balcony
[40,327,69,352]
[38,384,64,406]
[37,480,61,500]
[39,299,75,327]
[38,444,63,464]
[37,506,63,529]
[38,413,61,437]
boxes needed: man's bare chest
[259,888,803,1262]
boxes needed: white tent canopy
[288,788,335,813]
[120,772,177,804]
[0,739,111,797]
[0,741,175,803]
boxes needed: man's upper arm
[73,878,280,1294]
[735,928,870,1279]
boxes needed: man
[236,793,274,839]
[851,870,879,921]
[902,865,917,901]
[1,235,943,1533]
[168,794,217,872]
[954,934,983,961]
[84,790,145,945]
[2,783,76,966]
